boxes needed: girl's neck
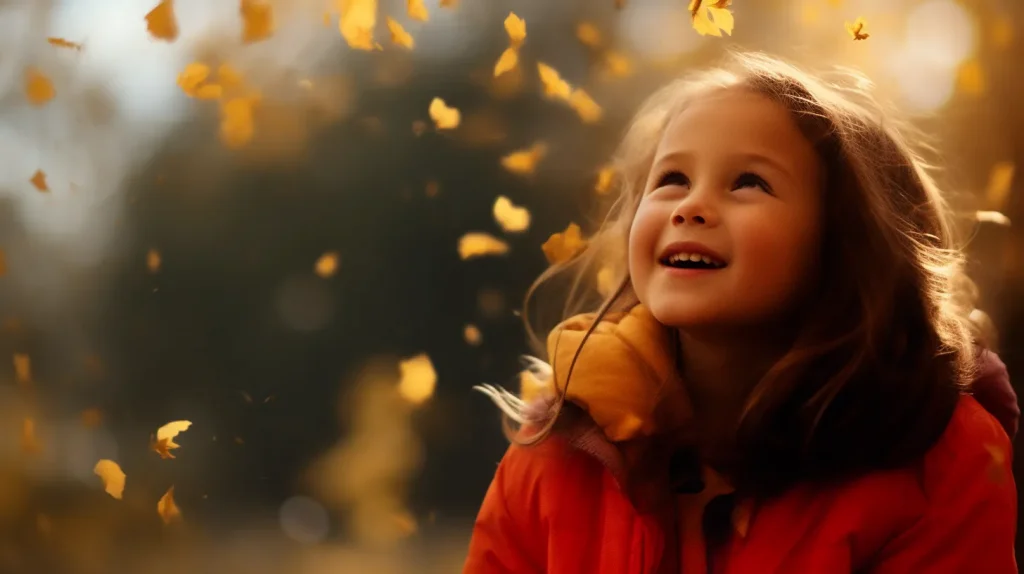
[676,326,793,451]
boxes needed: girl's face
[628,89,824,330]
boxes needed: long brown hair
[516,52,981,495]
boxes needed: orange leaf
[492,196,531,232]
[315,251,340,277]
[493,47,518,77]
[13,353,31,386]
[21,418,41,455]
[94,459,126,499]
[177,62,211,97]
[985,162,1014,209]
[398,353,436,405]
[24,68,55,106]
[220,97,256,148]
[47,37,83,51]
[30,170,49,192]
[845,17,869,40]
[458,233,510,260]
[463,324,482,346]
[595,165,616,195]
[240,0,274,43]
[157,486,182,524]
[569,89,602,123]
[576,22,602,48]
[501,142,547,175]
[407,0,429,22]
[537,63,572,100]
[541,223,587,265]
[339,0,379,51]
[602,51,633,79]
[387,17,415,49]
[440,0,458,6]
[504,12,526,47]
[145,0,179,41]
[150,420,192,459]
[428,97,460,129]
[147,249,161,273]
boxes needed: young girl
[464,53,1018,573]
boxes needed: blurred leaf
[542,223,587,265]
[458,233,510,260]
[94,460,126,499]
[985,162,1014,209]
[690,0,734,37]
[387,17,415,49]
[576,22,602,48]
[220,97,256,148]
[494,47,518,77]
[569,89,602,123]
[493,196,531,232]
[501,142,547,175]
[21,418,41,455]
[845,16,869,40]
[340,0,380,51]
[150,420,192,459]
[537,63,572,100]
[145,0,179,41]
[315,251,340,277]
[240,0,274,43]
[157,486,182,524]
[407,0,428,22]
[429,97,460,129]
[47,37,83,51]
[595,165,616,195]
[463,324,482,346]
[13,353,31,386]
[30,170,49,192]
[398,354,436,405]
[147,249,162,273]
[504,12,526,47]
[24,68,55,106]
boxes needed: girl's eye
[733,172,772,194]
[657,170,690,188]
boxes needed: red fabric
[464,395,1017,573]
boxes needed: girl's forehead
[658,89,808,153]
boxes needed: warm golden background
[0,0,1019,571]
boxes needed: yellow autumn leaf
[315,251,340,277]
[603,51,633,78]
[501,142,547,175]
[493,196,531,232]
[986,162,1014,209]
[440,0,458,7]
[407,0,428,22]
[94,459,126,499]
[22,418,41,455]
[157,486,182,524]
[150,420,192,459]
[240,0,274,43]
[542,223,587,265]
[30,170,49,192]
[458,233,510,260]
[177,62,211,97]
[145,0,179,41]
[569,89,602,123]
[220,97,255,148]
[463,324,482,346]
[690,0,734,37]
[537,63,572,100]
[339,0,378,51]
[13,353,31,386]
[596,265,617,298]
[845,16,869,40]
[595,165,616,194]
[976,210,1010,226]
[25,68,55,106]
[428,97,460,129]
[196,83,223,100]
[493,47,518,77]
[387,17,414,49]
[217,63,245,90]
[398,353,436,405]
[576,22,602,48]
[147,249,161,273]
[504,12,526,47]
[47,37,83,51]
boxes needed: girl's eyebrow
[652,149,795,180]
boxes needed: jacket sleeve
[870,396,1017,574]
[464,445,546,574]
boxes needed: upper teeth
[666,252,722,266]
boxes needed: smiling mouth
[659,252,727,270]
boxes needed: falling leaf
[569,89,602,123]
[596,266,617,297]
[542,223,587,265]
[986,162,1014,209]
[340,0,379,50]
[957,60,985,96]
[94,460,126,499]
[440,0,458,7]
[220,97,256,148]
[13,353,31,386]
[145,0,179,41]
[845,16,869,41]
[217,63,245,90]
[504,12,526,47]
[398,353,436,405]
[30,170,49,192]
[386,17,415,48]
[157,486,182,524]
[24,68,55,106]
[537,63,572,100]
[603,51,634,78]
[501,142,547,175]
[195,84,223,100]
[463,324,482,346]
[241,0,274,43]
[595,165,616,194]
[315,251,340,277]
[47,37,83,51]
[458,233,510,260]
[177,62,211,97]
[150,420,192,459]
[976,211,1011,226]
[576,22,602,48]
[21,418,41,455]
[492,196,531,232]
[147,249,162,273]
[690,0,734,37]
[81,408,103,428]
[428,97,460,130]
[493,47,519,77]
[407,0,428,22]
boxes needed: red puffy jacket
[465,306,1018,573]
